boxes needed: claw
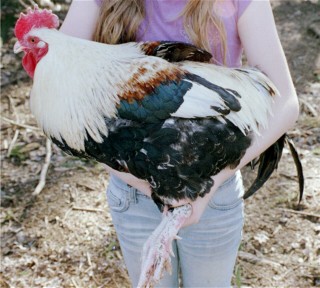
[169,244,175,257]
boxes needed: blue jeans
[106,171,244,287]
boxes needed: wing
[116,72,192,123]
[137,41,277,136]
[172,63,278,136]
[115,58,255,125]
[116,57,277,139]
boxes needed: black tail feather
[244,134,286,199]
[243,134,304,202]
[285,137,304,202]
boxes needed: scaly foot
[137,204,192,288]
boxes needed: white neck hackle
[28,28,145,151]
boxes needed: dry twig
[299,98,318,117]
[32,139,52,195]
[71,278,80,288]
[1,116,40,131]
[277,208,320,218]
[6,129,20,157]
[272,265,301,282]
[238,251,282,267]
[72,206,105,213]
[87,252,92,267]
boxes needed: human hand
[179,193,213,228]
[167,171,234,228]
[164,190,214,228]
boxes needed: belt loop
[127,186,137,204]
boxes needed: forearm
[59,0,100,39]
[234,0,299,177]
[183,0,300,226]
[183,96,298,227]
[212,95,299,189]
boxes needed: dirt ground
[1,0,320,287]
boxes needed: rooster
[14,6,304,287]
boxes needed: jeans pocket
[208,172,244,211]
[106,186,129,212]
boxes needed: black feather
[244,135,286,199]
[53,117,252,203]
[185,73,242,112]
[285,136,304,202]
[141,41,213,63]
[243,134,304,202]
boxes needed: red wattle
[22,45,48,79]
[22,52,36,78]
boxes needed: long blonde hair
[93,0,227,64]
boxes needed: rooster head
[13,5,59,78]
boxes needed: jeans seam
[208,197,243,211]
[107,187,130,212]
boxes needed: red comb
[14,5,59,40]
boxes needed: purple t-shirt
[95,0,251,67]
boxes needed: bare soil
[1,0,319,287]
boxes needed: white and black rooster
[14,6,304,287]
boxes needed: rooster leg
[137,204,192,288]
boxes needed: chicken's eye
[30,38,35,43]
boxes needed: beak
[13,41,24,54]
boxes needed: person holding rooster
[59,0,299,286]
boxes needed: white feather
[173,62,278,135]
[171,83,227,118]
